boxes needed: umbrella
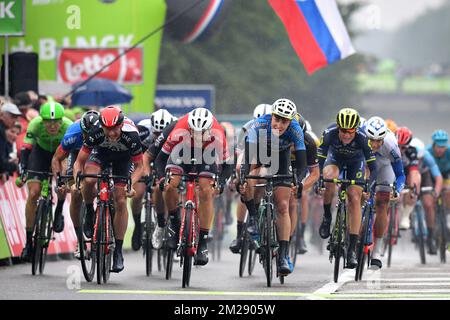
[70,78,133,107]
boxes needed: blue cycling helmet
[432,129,448,147]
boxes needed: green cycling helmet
[40,101,65,120]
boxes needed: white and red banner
[0,178,77,257]
[57,48,143,84]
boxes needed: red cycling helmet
[100,105,124,128]
[396,126,413,146]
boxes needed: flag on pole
[268,0,356,74]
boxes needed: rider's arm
[51,145,69,176]
[424,151,443,196]
[143,150,154,176]
[303,165,320,191]
[391,159,406,193]
[131,156,144,188]
[317,130,330,172]
[19,118,39,173]
[73,146,91,181]
[293,149,308,181]
[361,136,377,184]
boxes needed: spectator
[5,122,22,165]
[0,103,21,177]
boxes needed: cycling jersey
[236,119,253,153]
[161,114,229,162]
[23,116,73,152]
[401,145,419,173]
[246,114,306,152]
[421,149,441,178]
[81,121,143,162]
[426,144,450,176]
[318,124,376,173]
[137,118,154,149]
[369,130,405,193]
[60,121,84,154]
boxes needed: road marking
[78,289,313,297]
[77,289,450,299]
[307,270,354,300]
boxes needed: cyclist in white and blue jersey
[238,98,307,276]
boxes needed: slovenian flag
[268,0,356,74]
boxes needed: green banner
[0,0,24,36]
[0,0,166,113]
[0,215,11,260]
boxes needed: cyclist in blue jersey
[239,98,307,276]
[317,108,377,269]
[412,136,443,254]
[51,110,100,257]
[428,130,450,216]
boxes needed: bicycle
[355,183,395,281]
[245,173,295,287]
[21,170,55,276]
[139,174,158,276]
[410,186,427,265]
[164,159,218,288]
[320,175,368,283]
[76,168,131,284]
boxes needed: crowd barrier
[0,178,77,259]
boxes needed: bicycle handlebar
[76,172,132,193]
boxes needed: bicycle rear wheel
[248,245,256,276]
[80,203,95,282]
[239,232,249,277]
[165,248,174,280]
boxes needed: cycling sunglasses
[338,127,356,134]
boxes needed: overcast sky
[338,0,446,31]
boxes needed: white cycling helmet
[137,118,152,131]
[151,109,176,132]
[272,98,297,120]
[188,107,213,132]
[253,104,272,119]
[365,116,387,140]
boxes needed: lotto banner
[0,178,77,257]
[57,48,143,85]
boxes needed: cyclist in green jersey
[16,102,73,262]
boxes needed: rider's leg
[130,182,145,250]
[319,164,339,239]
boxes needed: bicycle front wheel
[39,200,53,275]
[333,208,344,283]
[80,202,95,282]
[263,205,273,287]
[96,204,104,285]
[144,204,154,276]
[239,232,249,277]
[356,204,371,281]
[387,206,395,268]
[182,207,193,288]
[31,200,45,276]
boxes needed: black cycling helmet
[80,110,100,133]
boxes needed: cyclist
[289,113,320,256]
[229,103,272,254]
[51,110,100,258]
[396,127,422,230]
[427,130,450,216]
[409,131,443,254]
[130,109,176,251]
[154,107,233,266]
[17,102,73,262]
[317,108,377,269]
[73,105,145,273]
[143,117,179,250]
[238,98,307,276]
[362,117,405,269]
